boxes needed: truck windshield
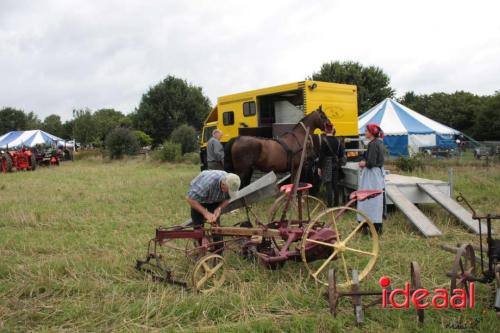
[203,126,216,143]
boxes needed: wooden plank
[385,185,442,237]
[417,183,487,234]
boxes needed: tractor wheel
[1,154,13,173]
[30,154,37,171]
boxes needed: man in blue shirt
[186,170,241,251]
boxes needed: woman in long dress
[358,124,385,234]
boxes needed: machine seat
[349,190,384,202]
[280,183,313,194]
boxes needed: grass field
[1,159,499,332]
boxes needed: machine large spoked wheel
[449,244,476,294]
[192,254,225,293]
[268,194,326,225]
[301,207,379,288]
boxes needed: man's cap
[223,173,241,198]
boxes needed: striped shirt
[187,170,229,204]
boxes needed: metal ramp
[386,185,443,237]
[417,183,487,234]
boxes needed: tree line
[1,63,498,146]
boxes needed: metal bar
[279,127,310,223]
[210,226,281,238]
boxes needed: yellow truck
[200,80,358,167]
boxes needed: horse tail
[224,137,238,172]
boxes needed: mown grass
[0,160,499,332]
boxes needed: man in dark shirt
[318,123,345,207]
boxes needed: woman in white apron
[358,124,385,234]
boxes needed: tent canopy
[358,99,460,156]
[0,130,64,149]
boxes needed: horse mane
[292,108,320,129]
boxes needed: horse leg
[240,168,253,188]
[231,139,261,188]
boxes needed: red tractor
[0,148,37,173]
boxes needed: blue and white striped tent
[0,130,63,149]
[359,98,460,156]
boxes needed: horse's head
[301,105,331,132]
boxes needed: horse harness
[272,122,313,170]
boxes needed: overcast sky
[1,0,499,120]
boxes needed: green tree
[472,92,500,140]
[171,124,197,154]
[105,127,140,159]
[132,75,211,144]
[72,109,97,145]
[61,120,74,140]
[133,130,153,147]
[0,107,27,133]
[93,109,128,144]
[399,91,485,136]
[311,61,395,113]
[25,112,42,129]
[42,114,64,137]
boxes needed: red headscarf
[366,123,384,139]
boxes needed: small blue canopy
[0,130,64,149]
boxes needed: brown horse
[224,108,331,187]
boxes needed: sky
[1,0,499,120]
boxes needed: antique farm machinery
[1,147,37,173]
[136,128,381,292]
[441,194,500,313]
[326,262,425,325]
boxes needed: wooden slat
[417,183,487,234]
[385,185,442,237]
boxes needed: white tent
[0,130,64,149]
[359,99,460,156]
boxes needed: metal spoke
[312,249,338,278]
[196,261,223,289]
[328,212,340,240]
[305,238,336,248]
[202,261,210,272]
[344,246,376,256]
[342,220,367,245]
[311,202,322,217]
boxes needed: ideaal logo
[379,276,475,309]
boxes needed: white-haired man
[207,129,224,170]
[186,170,241,252]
